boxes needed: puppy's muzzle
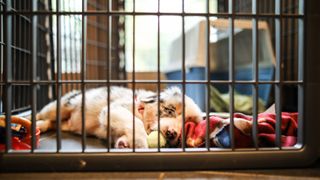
[165,129,178,140]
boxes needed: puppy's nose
[165,129,177,140]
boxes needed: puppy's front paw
[36,120,51,132]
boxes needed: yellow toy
[147,131,166,148]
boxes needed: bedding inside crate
[9,108,297,151]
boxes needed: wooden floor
[1,163,320,180]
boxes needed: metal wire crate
[0,0,318,171]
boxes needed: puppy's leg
[98,105,148,149]
[35,90,79,132]
[35,100,59,132]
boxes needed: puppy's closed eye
[140,95,157,104]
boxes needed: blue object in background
[214,126,231,148]
[166,66,274,111]
[166,68,206,110]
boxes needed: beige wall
[127,72,167,92]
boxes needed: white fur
[35,86,203,149]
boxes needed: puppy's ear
[160,86,183,104]
[165,87,182,96]
[115,136,130,148]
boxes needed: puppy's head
[140,87,203,147]
[159,87,203,122]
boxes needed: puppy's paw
[36,120,51,132]
[114,134,148,149]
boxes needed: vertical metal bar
[4,0,12,152]
[12,0,16,110]
[81,0,87,152]
[62,1,69,92]
[283,0,288,81]
[48,0,56,96]
[157,0,161,152]
[251,0,259,149]
[297,0,304,146]
[56,0,62,152]
[68,0,74,90]
[22,0,26,109]
[132,0,136,152]
[73,0,79,84]
[31,0,37,152]
[205,0,211,150]
[275,0,282,148]
[106,0,111,152]
[76,15,81,90]
[181,0,186,151]
[0,1,2,88]
[228,0,235,150]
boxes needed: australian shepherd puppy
[35,86,202,149]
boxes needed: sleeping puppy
[151,87,203,147]
[35,86,202,148]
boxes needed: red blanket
[184,112,298,148]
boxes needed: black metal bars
[275,0,282,148]
[0,0,318,172]
[0,11,305,18]
[228,0,235,150]
[81,0,87,152]
[4,0,13,152]
[55,0,62,152]
[205,0,211,150]
[0,0,306,153]
[251,0,259,149]
[31,0,37,152]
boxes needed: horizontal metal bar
[0,105,31,114]
[0,11,304,18]
[10,45,32,54]
[0,146,315,171]
[5,8,32,23]
[1,11,50,34]
[10,47,47,59]
[0,80,304,85]
[6,146,302,155]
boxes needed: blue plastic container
[166,66,274,111]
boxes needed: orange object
[0,116,40,150]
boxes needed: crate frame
[1,0,319,171]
